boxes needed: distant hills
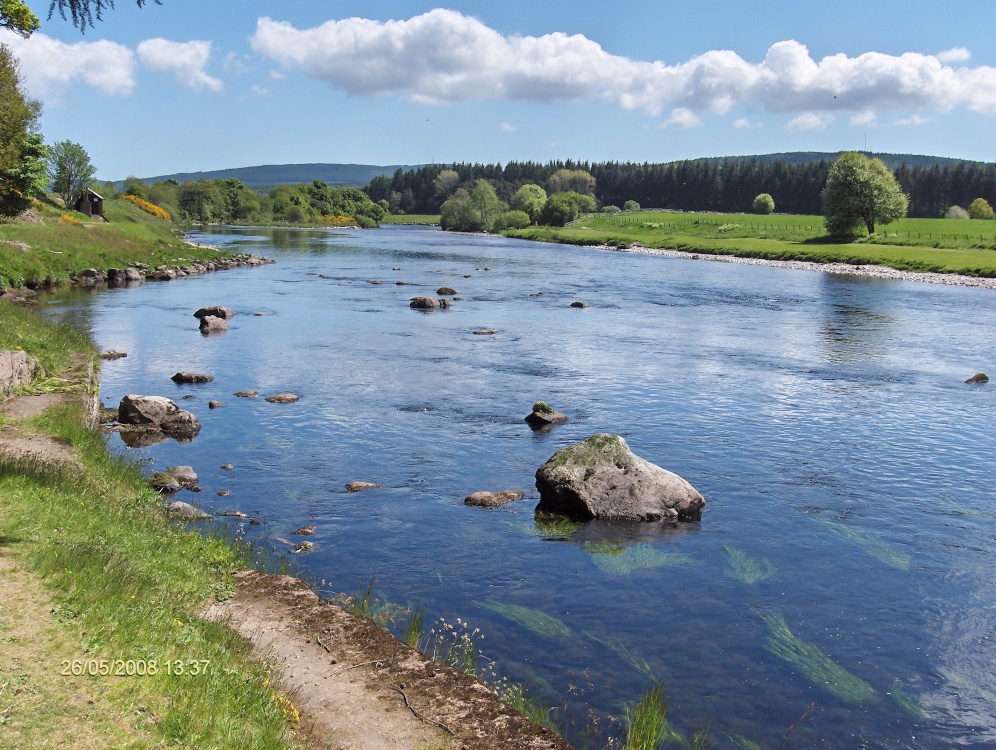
[119,163,425,191]
[122,152,985,191]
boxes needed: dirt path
[206,571,572,750]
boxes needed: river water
[47,226,996,749]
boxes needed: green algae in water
[726,734,764,750]
[478,601,572,639]
[823,520,912,571]
[889,678,926,718]
[583,630,656,679]
[759,610,877,705]
[723,545,776,584]
[623,682,684,750]
[525,515,582,538]
[584,542,697,576]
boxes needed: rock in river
[464,490,525,508]
[118,395,178,425]
[171,372,214,384]
[193,305,236,320]
[535,434,705,522]
[199,315,228,334]
[265,393,300,403]
[524,401,568,429]
[965,372,989,383]
[160,410,202,441]
[166,465,198,489]
[410,297,450,310]
[149,472,181,493]
[166,501,211,521]
[346,481,383,492]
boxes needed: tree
[509,183,546,223]
[47,140,96,210]
[440,188,478,231]
[48,0,160,33]
[468,179,505,231]
[623,200,640,212]
[968,198,995,220]
[822,152,908,237]
[945,205,969,220]
[0,42,43,216]
[432,169,460,198]
[752,193,775,215]
[547,168,596,197]
[1,0,40,36]
[539,191,596,227]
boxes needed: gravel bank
[613,244,996,290]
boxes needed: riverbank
[0,299,574,749]
[616,244,996,289]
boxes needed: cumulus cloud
[0,28,135,97]
[733,118,760,129]
[787,112,833,132]
[894,114,929,126]
[662,108,702,129]
[250,10,996,121]
[938,47,971,64]
[137,38,222,92]
[849,110,876,127]
[500,121,517,132]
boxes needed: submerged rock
[292,541,314,553]
[965,372,989,383]
[171,372,214,384]
[525,401,568,429]
[346,481,383,492]
[100,350,127,360]
[410,296,450,310]
[265,393,300,403]
[437,286,457,295]
[293,525,316,536]
[464,490,525,508]
[473,329,499,335]
[234,390,258,398]
[570,301,588,308]
[535,434,705,522]
[160,410,201,441]
[208,400,222,409]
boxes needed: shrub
[600,205,621,214]
[59,213,80,225]
[623,200,641,212]
[494,210,530,230]
[968,198,995,220]
[752,193,775,215]
[945,205,970,219]
[122,194,171,221]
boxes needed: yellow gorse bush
[122,194,171,221]
[60,213,81,225]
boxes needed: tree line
[365,158,996,219]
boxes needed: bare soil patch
[206,570,572,750]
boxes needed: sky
[4,0,996,181]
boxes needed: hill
[121,163,425,191]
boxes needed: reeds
[759,611,877,705]
[584,542,697,576]
[623,682,683,750]
[723,545,776,584]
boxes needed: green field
[506,211,996,277]
[0,198,238,289]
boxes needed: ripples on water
[48,226,996,749]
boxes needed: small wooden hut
[75,189,105,219]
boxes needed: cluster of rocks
[110,394,202,445]
[194,305,236,333]
[86,255,273,288]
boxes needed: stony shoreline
[612,243,996,290]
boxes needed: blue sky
[5,0,996,180]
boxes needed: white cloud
[252,85,268,97]
[938,47,971,64]
[894,114,929,126]
[500,121,517,132]
[786,112,833,132]
[0,28,135,97]
[269,70,285,80]
[250,10,996,120]
[137,38,222,92]
[662,108,702,129]
[849,110,876,127]
[733,117,760,129]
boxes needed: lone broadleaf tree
[968,198,995,220]
[48,140,96,210]
[752,193,775,215]
[822,152,908,237]
[0,41,45,217]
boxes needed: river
[47,225,996,749]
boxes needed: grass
[584,542,697,576]
[0,197,238,289]
[723,545,776,584]
[0,298,96,376]
[759,610,877,705]
[821,520,912,571]
[506,210,996,277]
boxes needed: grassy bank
[0,303,302,748]
[0,198,239,289]
[381,214,441,225]
[506,211,996,277]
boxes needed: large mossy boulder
[524,401,568,429]
[535,434,704,522]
